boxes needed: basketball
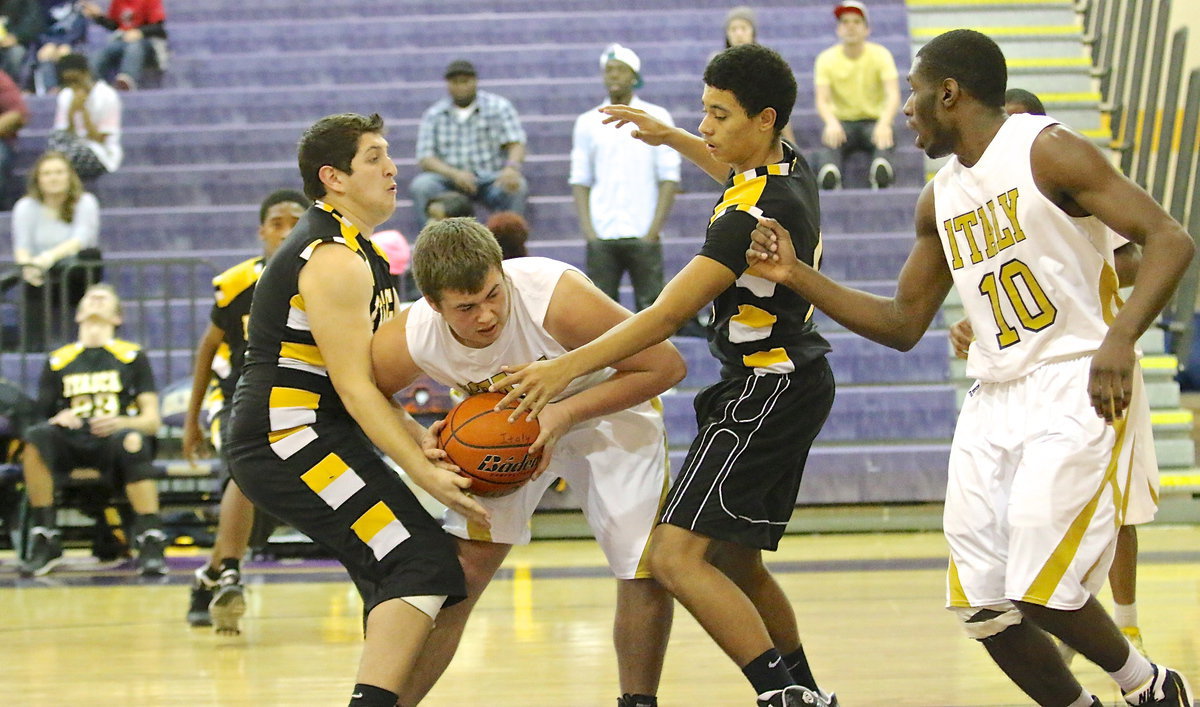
[437,392,542,497]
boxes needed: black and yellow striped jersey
[37,340,156,421]
[229,202,398,451]
[210,256,262,400]
[699,143,831,377]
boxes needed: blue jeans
[0,140,14,206]
[91,37,148,84]
[409,170,528,232]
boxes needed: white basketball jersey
[933,114,1121,382]
[406,257,625,402]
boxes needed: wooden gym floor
[1,526,1197,706]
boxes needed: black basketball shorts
[660,357,835,550]
[25,421,157,485]
[228,420,465,619]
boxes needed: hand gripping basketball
[437,392,542,497]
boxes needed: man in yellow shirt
[813,0,900,190]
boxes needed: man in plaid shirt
[410,59,528,230]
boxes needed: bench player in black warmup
[20,284,165,577]
[225,113,488,707]
[183,189,309,633]
[493,45,838,707]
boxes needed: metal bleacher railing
[1080,0,1200,373]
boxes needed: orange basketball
[437,392,542,498]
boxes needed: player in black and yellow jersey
[492,45,836,707]
[182,189,308,634]
[20,284,164,577]
[225,113,487,707]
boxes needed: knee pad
[115,431,155,482]
[954,603,1023,640]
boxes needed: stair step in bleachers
[0,189,923,256]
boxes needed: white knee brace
[954,603,1023,640]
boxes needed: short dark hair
[55,53,90,81]
[412,218,503,303]
[259,189,310,223]
[1004,88,1046,116]
[427,191,475,219]
[703,44,796,133]
[915,29,1007,108]
[297,113,384,201]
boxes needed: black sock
[348,683,397,707]
[133,512,162,536]
[31,506,57,530]
[741,648,793,695]
[219,557,241,574]
[202,564,222,582]
[618,694,658,707]
[784,645,820,693]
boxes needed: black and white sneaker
[210,568,246,635]
[19,527,63,577]
[135,529,168,576]
[869,157,894,189]
[817,164,841,191]
[1124,663,1194,706]
[187,566,217,626]
[757,685,824,706]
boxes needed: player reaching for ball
[371,217,686,707]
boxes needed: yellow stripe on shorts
[353,502,412,561]
[300,453,364,510]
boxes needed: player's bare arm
[747,183,953,351]
[600,104,728,183]
[182,323,225,462]
[1031,125,1194,420]
[370,310,456,468]
[494,256,729,420]
[92,391,160,437]
[301,244,489,527]
[532,269,686,452]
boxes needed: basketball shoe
[210,567,246,635]
[135,528,168,576]
[757,685,825,706]
[19,527,63,577]
[1123,663,1194,706]
[187,566,217,627]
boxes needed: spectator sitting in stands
[0,0,43,84]
[486,211,529,259]
[424,189,474,227]
[411,59,527,231]
[8,150,101,350]
[81,0,165,91]
[719,7,797,145]
[813,0,899,190]
[0,68,28,208]
[48,52,122,180]
[19,283,165,578]
[32,0,90,94]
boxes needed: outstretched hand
[744,217,799,284]
[600,105,675,146]
[489,358,576,423]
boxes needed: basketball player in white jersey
[370,218,684,707]
[948,92,1157,659]
[746,29,1193,707]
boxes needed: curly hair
[703,44,796,133]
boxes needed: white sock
[1113,601,1138,629]
[1068,687,1095,707]
[1107,642,1154,692]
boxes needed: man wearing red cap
[814,0,899,190]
